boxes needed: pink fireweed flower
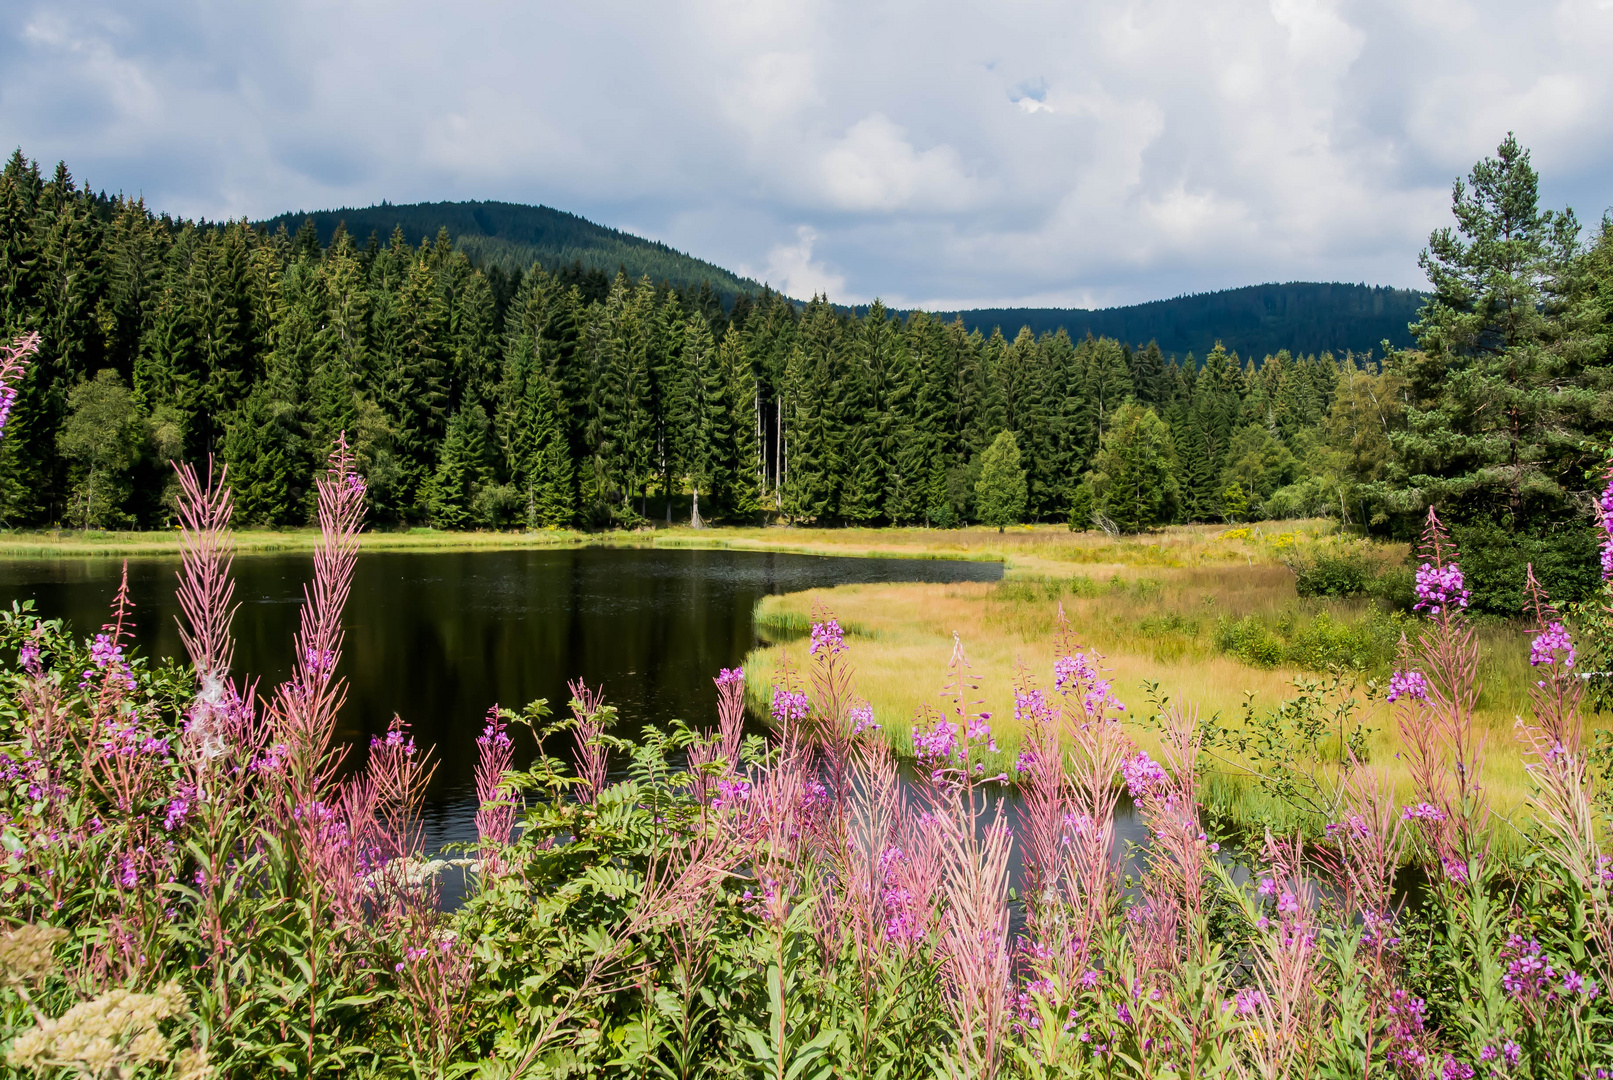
[1054,651,1127,718]
[89,634,124,669]
[1501,935,1556,1000]
[1386,669,1428,703]
[712,777,751,810]
[1600,473,1613,579]
[1234,988,1265,1017]
[163,785,195,831]
[965,713,996,752]
[1120,751,1168,799]
[476,720,511,752]
[1529,622,1574,668]
[1401,802,1445,823]
[770,687,810,725]
[1562,969,1597,998]
[715,666,744,690]
[16,643,39,673]
[847,702,878,735]
[1413,562,1469,615]
[1014,688,1054,728]
[1325,813,1371,839]
[372,728,416,755]
[809,619,845,657]
[913,718,958,764]
[0,333,38,439]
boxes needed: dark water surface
[0,546,1002,848]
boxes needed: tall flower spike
[172,459,238,682]
[0,331,40,440]
[269,434,367,807]
[1599,457,1613,580]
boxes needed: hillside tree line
[0,136,1609,610]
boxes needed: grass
[734,521,1595,827]
[0,525,600,559]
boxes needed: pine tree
[427,403,491,528]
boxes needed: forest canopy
[0,134,1608,612]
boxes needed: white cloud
[741,226,846,299]
[1,0,1610,307]
[816,115,978,213]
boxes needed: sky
[3,1,1612,310]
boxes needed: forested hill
[262,199,1420,358]
[256,200,764,299]
[931,282,1424,360]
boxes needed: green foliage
[55,369,145,529]
[1449,518,1602,617]
[974,430,1027,530]
[1288,549,1372,598]
[1088,403,1180,532]
[1212,605,1402,673]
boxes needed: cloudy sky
[3,1,1610,309]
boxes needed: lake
[0,545,1003,850]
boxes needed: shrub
[1290,550,1371,598]
[1448,519,1600,617]
[1214,614,1285,667]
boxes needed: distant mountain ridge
[256,199,765,298]
[259,199,1423,359]
[927,282,1424,360]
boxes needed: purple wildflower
[1529,622,1575,668]
[846,702,878,736]
[16,643,39,673]
[712,777,751,810]
[163,785,195,831]
[809,619,845,657]
[1600,473,1613,579]
[770,687,810,725]
[1120,751,1168,799]
[1413,562,1470,615]
[1386,669,1428,703]
[89,634,123,669]
[715,666,744,690]
[1234,988,1264,1017]
[1500,935,1555,1000]
[1401,802,1445,823]
[913,718,958,764]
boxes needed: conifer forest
[2,134,1609,618]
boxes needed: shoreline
[0,520,1327,579]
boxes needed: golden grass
[737,522,1600,825]
[0,526,598,559]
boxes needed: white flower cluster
[0,924,67,986]
[6,981,210,1079]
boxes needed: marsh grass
[0,525,597,558]
[740,523,1603,828]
